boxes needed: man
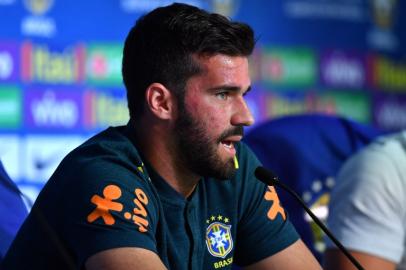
[324,131,406,270]
[2,3,321,269]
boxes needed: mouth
[220,135,242,156]
[222,141,233,149]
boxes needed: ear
[145,83,175,120]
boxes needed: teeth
[222,141,233,149]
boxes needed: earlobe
[145,83,174,120]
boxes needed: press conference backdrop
[0,0,405,204]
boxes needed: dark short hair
[122,3,255,120]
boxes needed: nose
[231,96,255,127]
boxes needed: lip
[220,135,242,157]
[221,135,243,143]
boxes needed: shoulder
[59,126,148,182]
[327,131,406,263]
[39,126,157,217]
[358,131,405,161]
[329,132,406,223]
[339,131,406,188]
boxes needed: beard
[174,104,244,180]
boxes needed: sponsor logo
[25,88,82,130]
[211,0,240,18]
[317,91,371,124]
[0,86,22,128]
[369,55,406,92]
[21,41,85,84]
[120,0,204,12]
[21,0,56,38]
[261,48,316,87]
[23,0,54,15]
[264,186,286,220]
[86,44,123,86]
[123,188,149,232]
[263,91,371,124]
[320,51,365,88]
[264,92,328,117]
[284,1,364,21]
[88,185,124,225]
[83,89,129,129]
[88,185,150,232]
[0,42,19,82]
[23,135,86,183]
[206,218,233,259]
[370,0,397,29]
[373,93,406,130]
[367,0,398,51]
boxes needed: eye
[216,92,228,100]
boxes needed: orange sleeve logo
[87,185,150,233]
[87,184,123,225]
[264,186,286,220]
[124,188,149,233]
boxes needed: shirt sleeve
[233,143,300,266]
[326,138,406,263]
[57,159,159,266]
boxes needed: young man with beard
[2,3,321,270]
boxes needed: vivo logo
[376,101,406,130]
[324,58,364,87]
[30,91,79,128]
[21,16,56,38]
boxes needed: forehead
[189,54,251,89]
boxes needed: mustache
[217,126,244,143]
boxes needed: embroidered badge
[206,220,233,258]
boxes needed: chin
[212,159,236,180]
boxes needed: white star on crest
[210,230,228,249]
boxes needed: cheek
[185,96,229,131]
[205,107,228,131]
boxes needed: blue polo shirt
[2,125,299,270]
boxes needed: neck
[132,118,200,197]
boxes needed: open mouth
[221,141,236,156]
[221,140,234,149]
[220,135,242,156]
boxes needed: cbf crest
[206,220,233,258]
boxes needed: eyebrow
[209,85,252,94]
